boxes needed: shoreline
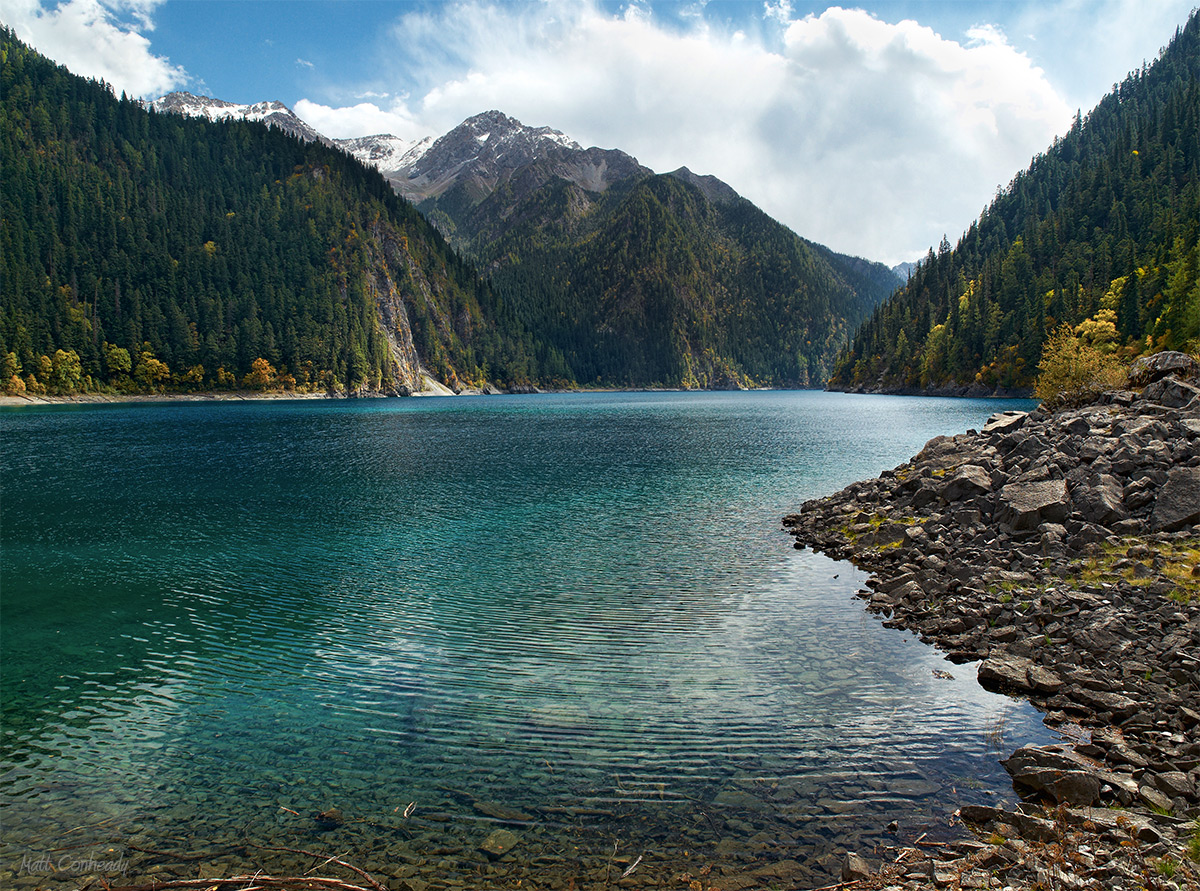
[0,390,335,407]
[784,354,1200,887]
[0,384,1038,410]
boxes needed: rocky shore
[785,351,1200,889]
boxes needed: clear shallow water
[0,391,1053,888]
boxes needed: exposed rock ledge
[784,351,1200,889]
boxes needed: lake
[0,391,1054,889]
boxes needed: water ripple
[1,392,1053,886]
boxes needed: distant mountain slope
[407,110,652,245]
[1,31,539,396]
[337,133,434,179]
[829,12,1200,395]
[475,172,897,387]
[402,112,899,387]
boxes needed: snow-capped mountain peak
[454,109,583,154]
[147,92,438,177]
[147,91,328,145]
[336,134,434,176]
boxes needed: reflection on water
[0,392,1053,888]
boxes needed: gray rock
[1044,770,1104,806]
[957,805,1004,826]
[1072,687,1139,718]
[997,479,1070,531]
[1128,350,1200,386]
[1152,770,1195,799]
[870,522,908,547]
[1002,747,1105,806]
[942,464,993,501]
[1144,374,1200,408]
[1138,785,1173,812]
[1151,466,1200,530]
[983,410,1028,435]
[480,829,520,858]
[713,788,769,811]
[1069,473,1129,525]
[892,580,925,602]
[1026,663,1065,693]
[1003,745,1082,775]
[979,653,1036,696]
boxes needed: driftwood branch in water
[84,843,387,891]
[93,877,375,891]
[251,845,388,891]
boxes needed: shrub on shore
[1034,325,1127,407]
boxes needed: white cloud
[295,57,314,69]
[303,0,1072,265]
[0,0,187,97]
[293,98,427,141]
[745,7,1072,262]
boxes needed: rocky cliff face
[785,351,1200,886]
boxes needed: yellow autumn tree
[242,357,277,390]
[1035,325,1127,408]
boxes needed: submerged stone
[480,829,520,858]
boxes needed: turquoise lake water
[0,391,1054,888]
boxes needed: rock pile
[784,351,1200,886]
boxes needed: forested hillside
[443,167,899,388]
[829,12,1200,394]
[0,29,543,396]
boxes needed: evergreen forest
[829,12,1200,393]
[1,28,543,397]
[423,162,900,389]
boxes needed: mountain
[404,114,899,387]
[145,97,899,388]
[148,91,436,177]
[668,166,742,204]
[474,172,899,387]
[829,12,1200,395]
[1,31,542,398]
[402,110,652,237]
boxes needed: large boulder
[1068,473,1128,525]
[941,464,993,502]
[996,479,1070,531]
[983,411,1027,435]
[978,654,1063,694]
[1002,746,1105,807]
[1127,350,1200,386]
[1143,374,1200,408]
[1151,466,1200,530]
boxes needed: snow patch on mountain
[147,91,328,144]
[335,134,434,175]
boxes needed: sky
[1,1,1194,266]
